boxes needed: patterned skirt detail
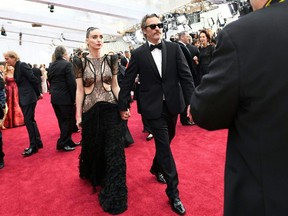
[79,102,127,214]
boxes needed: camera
[239,1,253,17]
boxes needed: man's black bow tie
[150,43,162,51]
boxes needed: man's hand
[186,105,193,122]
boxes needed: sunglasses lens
[147,23,163,29]
[150,24,157,29]
[158,23,164,29]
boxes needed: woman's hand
[76,117,82,130]
[120,109,131,120]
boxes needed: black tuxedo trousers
[21,102,42,149]
[149,101,179,199]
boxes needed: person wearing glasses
[191,0,288,215]
[118,14,194,215]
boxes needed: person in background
[73,48,83,63]
[0,64,6,168]
[186,35,200,86]
[177,31,196,126]
[118,13,194,215]
[0,64,7,130]
[193,29,215,84]
[190,0,288,215]
[48,46,79,152]
[40,64,48,93]
[74,27,127,214]
[3,65,24,128]
[3,51,43,157]
[120,50,130,68]
[32,64,43,99]
[128,45,134,53]
[192,38,200,50]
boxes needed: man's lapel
[161,40,167,78]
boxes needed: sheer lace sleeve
[73,56,84,78]
[110,54,119,75]
[104,54,119,75]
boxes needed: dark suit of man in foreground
[118,14,194,215]
[190,0,288,215]
[4,51,43,157]
[48,46,78,151]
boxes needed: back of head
[54,46,67,60]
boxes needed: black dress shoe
[69,142,81,147]
[169,198,186,215]
[146,133,153,141]
[38,143,43,149]
[22,148,38,157]
[181,121,195,126]
[57,146,75,151]
[150,169,166,184]
[24,143,43,151]
[0,159,4,169]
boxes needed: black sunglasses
[145,23,164,30]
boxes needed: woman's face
[86,29,104,51]
[199,33,208,46]
[7,66,14,71]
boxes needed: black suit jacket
[191,2,288,215]
[120,57,129,67]
[186,44,200,86]
[177,42,197,84]
[119,40,194,119]
[14,61,40,106]
[186,44,199,58]
[32,67,42,93]
[48,59,76,105]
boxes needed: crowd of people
[1,0,288,215]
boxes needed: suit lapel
[144,42,162,80]
[161,40,167,78]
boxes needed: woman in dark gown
[4,66,24,128]
[74,27,127,214]
[195,29,215,84]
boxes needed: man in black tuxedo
[190,0,288,215]
[3,51,43,157]
[32,64,43,97]
[118,13,194,215]
[48,46,78,151]
[120,50,130,68]
[177,31,197,126]
[186,42,199,86]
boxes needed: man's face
[143,17,163,44]
[125,52,130,58]
[4,55,16,67]
[180,33,190,45]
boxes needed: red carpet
[0,93,227,216]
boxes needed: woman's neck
[88,50,101,59]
